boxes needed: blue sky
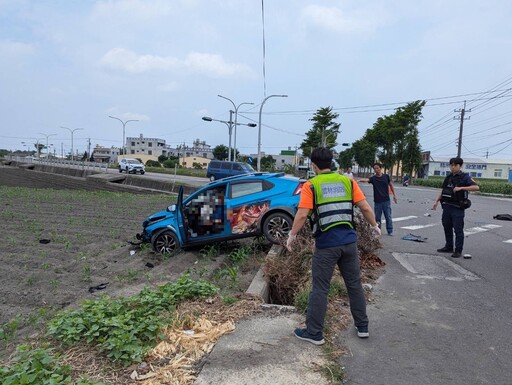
[1,0,512,160]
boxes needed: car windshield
[241,163,254,171]
[127,160,140,164]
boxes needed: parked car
[206,160,255,181]
[136,172,305,255]
[119,158,145,174]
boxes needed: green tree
[260,155,276,171]
[158,154,168,163]
[337,147,354,170]
[192,162,203,169]
[300,106,341,155]
[212,145,228,160]
[163,159,177,168]
[352,136,377,175]
[146,160,161,167]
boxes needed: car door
[175,186,188,242]
[182,184,228,243]
[226,180,271,236]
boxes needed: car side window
[221,162,232,169]
[230,181,263,198]
[233,163,242,171]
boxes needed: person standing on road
[343,167,354,179]
[286,147,381,345]
[358,162,398,236]
[432,157,479,258]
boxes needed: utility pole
[454,100,471,158]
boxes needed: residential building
[168,139,214,160]
[180,156,211,169]
[91,145,119,163]
[426,156,512,181]
[126,134,168,160]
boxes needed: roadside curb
[246,244,284,303]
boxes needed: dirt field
[0,165,263,358]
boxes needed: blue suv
[206,161,254,182]
[136,172,304,255]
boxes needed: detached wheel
[151,230,180,256]
[262,212,293,244]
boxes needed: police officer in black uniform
[432,157,479,258]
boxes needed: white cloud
[157,81,179,93]
[99,48,255,78]
[184,52,254,78]
[300,4,389,34]
[91,0,174,20]
[99,48,179,73]
[0,39,34,57]
[106,108,150,121]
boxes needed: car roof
[207,172,300,185]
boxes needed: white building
[126,134,168,159]
[426,156,512,181]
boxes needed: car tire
[119,167,123,173]
[151,230,180,256]
[262,212,293,244]
[140,171,145,175]
[209,175,215,182]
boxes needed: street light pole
[108,116,139,155]
[39,132,56,158]
[60,126,84,161]
[257,94,288,172]
[218,95,254,161]
[202,116,256,161]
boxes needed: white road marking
[381,216,417,224]
[504,239,512,244]
[401,224,438,230]
[464,224,502,236]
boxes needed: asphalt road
[341,183,512,385]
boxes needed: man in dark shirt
[432,157,479,258]
[359,162,397,236]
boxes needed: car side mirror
[167,204,176,212]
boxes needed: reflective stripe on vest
[309,172,354,234]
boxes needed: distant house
[126,133,168,160]
[273,148,300,169]
[92,145,119,163]
[168,139,214,160]
[426,156,512,180]
[180,156,211,169]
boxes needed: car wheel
[209,175,215,182]
[119,167,123,173]
[140,171,145,175]
[152,230,180,256]
[262,212,293,244]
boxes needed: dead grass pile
[262,227,313,305]
[137,295,261,385]
[56,295,262,384]
[263,211,384,306]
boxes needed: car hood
[143,208,175,228]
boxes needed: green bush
[46,274,218,365]
[0,344,73,385]
[145,160,161,168]
[163,159,177,168]
[414,177,512,195]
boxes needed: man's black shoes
[451,252,462,258]
[437,246,453,253]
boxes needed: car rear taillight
[293,182,305,196]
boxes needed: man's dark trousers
[441,204,465,252]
